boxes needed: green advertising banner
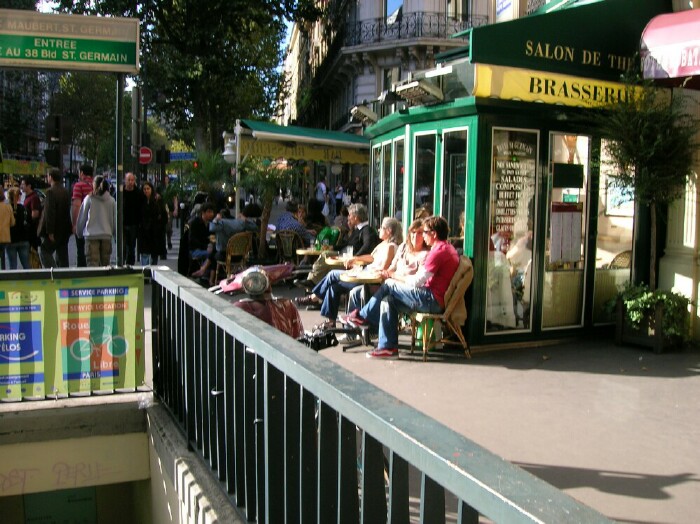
[0,273,144,401]
[0,284,46,401]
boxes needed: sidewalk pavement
[156,220,700,524]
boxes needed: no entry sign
[139,146,152,164]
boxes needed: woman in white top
[346,219,430,313]
[298,217,402,329]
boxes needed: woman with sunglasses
[345,219,430,316]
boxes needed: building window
[447,0,470,20]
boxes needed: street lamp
[222,129,239,217]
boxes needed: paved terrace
[154,217,700,524]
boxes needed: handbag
[298,329,338,352]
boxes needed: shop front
[641,7,700,338]
[362,0,673,345]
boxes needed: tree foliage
[599,77,699,208]
[594,73,700,289]
[50,72,117,168]
[239,158,297,256]
[53,0,322,152]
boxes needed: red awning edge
[641,9,700,85]
[640,9,700,84]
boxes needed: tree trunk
[650,202,657,291]
[258,200,272,258]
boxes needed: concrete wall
[146,404,244,524]
[0,395,244,524]
[659,88,700,340]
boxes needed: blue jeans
[312,269,358,322]
[5,241,30,269]
[141,254,159,266]
[359,280,442,349]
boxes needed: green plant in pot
[605,282,691,353]
[594,71,699,349]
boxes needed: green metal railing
[151,268,612,523]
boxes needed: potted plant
[606,283,690,353]
[594,71,699,347]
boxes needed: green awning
[237,119,369,164]
[240,120,369,149]
[469,0,672,82]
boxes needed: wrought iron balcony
[344,11,488,47]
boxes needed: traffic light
[45,114,62,143]
[156,148,170,164]
[131,87,141,157]
[44,148,60,167]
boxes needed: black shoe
[294,279,314,290]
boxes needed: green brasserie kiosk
[361,0,673,346]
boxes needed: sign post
[138,146,152,165]
[0,9,139,73]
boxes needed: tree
[596,74,699,290]
[50,72,116,169]
[54,0,322,152]
[239,158,296,257]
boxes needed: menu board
[490,129,538,240]
[486,128,538,333]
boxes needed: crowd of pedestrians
[0,167,178,270]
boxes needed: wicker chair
[409,256,474,361]
[215,232,253,281]
[605,250,632,269]
[275,229,305,265]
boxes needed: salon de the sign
[0,9,139,74]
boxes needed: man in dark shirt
[122,172,144,265]
[20,177,42,249]
[189,203,216,277]
[38,169,73,268]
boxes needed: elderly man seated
[293,203,379,290]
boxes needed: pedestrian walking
[5,187,30,269]
[38,168,72,268]
[138,181,168,265]
[123,172,143,265]
[0,190,15,269]
[76,175,116,266]
[71,164,94,267]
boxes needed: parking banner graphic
[0,285,46,401]
[0,274,144,400]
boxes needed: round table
[339,271,383,284]
[326,255,350,267]
[296,248,324,257]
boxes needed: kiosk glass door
[541,133,590,329]
[486,128,538,333]
[441,128,468,250]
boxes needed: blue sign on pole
[170,151,197,161]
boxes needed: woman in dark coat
[138,181,168,265]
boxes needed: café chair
[215,231,253,281]
[275,229,305,265]
[409,255,474,361]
